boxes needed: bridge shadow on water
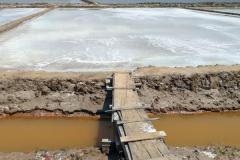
[96,88,121,160]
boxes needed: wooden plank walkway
[111,72,179,160]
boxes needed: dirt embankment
[0,65,239,117]
[0,147,109,160]
[0,71,110,117]
[0,65,240,160]
[136,65,240,113]
[0,8,54,34]
[0,146,239,160]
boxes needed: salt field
[215,8,240,14]
[0,8,43,25]
[0,0,83,3]
[94,0,240,4]
[0,8,240,71]
[1,3,240,159]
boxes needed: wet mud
[0,65,239,117]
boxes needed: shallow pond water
[0,8,240,71]
[214,8,240,14]
[0,8,44,25]
[94,0,240,4]
[0,112,240,152]
[0,0,83,3]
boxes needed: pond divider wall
[0,66,239,116]
[187,7,240,17]
[0,7,54,33]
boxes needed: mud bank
[0,147,109,160]
[0,65,239,117]
[0,146,239,160]
[136,65,240,113]
[0,71,110,117]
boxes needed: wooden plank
[107,86,136,90]
[120,131,167,143]
[116,118,159,125]
[111,72,178,160]
[105,106,150,112]
[143,140,163,158]
[147,155,181,160]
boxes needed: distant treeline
[1,0,240,4]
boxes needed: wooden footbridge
[105,72,179,160]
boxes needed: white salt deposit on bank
[202,151,216,159]
[0,8,239,71]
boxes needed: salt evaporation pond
[0,8,44,25]
[0,0,83,3]
[215,8,240,14]
[0,8,240,71]
[94,0,240,4]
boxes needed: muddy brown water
[0,117,114,152]
[0,112,239,152]
[153,112,240,147]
